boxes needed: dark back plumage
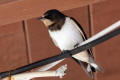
[44,9,65,21]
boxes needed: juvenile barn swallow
[38,9,103,79]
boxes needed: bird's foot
[62,50,70,54]
[74,43,80,48]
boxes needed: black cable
[0,28,120,78]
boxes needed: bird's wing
[70,17,87,40]
[50,37,59,48]
[70,17,93,57]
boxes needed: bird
[38,9,103,79]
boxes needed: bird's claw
[62,50,70,54]
[74,43,80,48]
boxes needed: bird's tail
[89,57,104,73]
[72,57,103,79]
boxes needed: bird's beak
[37,16,45,20]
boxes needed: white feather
[49,17,83,50]
[90,63,98,69]
[87,64,91,72]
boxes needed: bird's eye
[45,15,52,19]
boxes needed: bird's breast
[48,18,84,51]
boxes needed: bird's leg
[62,50,71,54]
[74,43,80,48]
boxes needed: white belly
[48,18,83,50]
[72,51,89,62]
[48,17,89,62]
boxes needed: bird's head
[38,9,65,27]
